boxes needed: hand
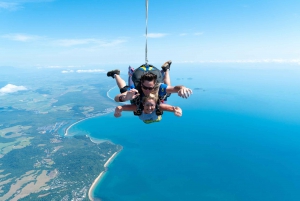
[178,87,192,98]
[114,106,123,118]
[125,89,140,101]
[173,106,182,117]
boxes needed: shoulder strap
[158,83,168,100]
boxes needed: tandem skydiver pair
[107,60,192,124]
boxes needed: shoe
[107,69,120,79]
[161,60,172,72]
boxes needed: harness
[130,64,167,116]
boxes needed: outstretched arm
[166,85,192,99]
[114,105,137,118]
[114,89,140,102]
[159,104,182,117]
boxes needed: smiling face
[143,98,156,114]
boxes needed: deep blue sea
[69,65,300,201]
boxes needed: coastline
[106,86,117,101]
[64,86,118,136]
[64,86,122,200]
[64,107,115,136]
[88,151,120,201]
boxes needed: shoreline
[106,86,117,101]
[88,151,120,201]
[64,86,118,136]
[64,110,113,136]
[63,86,122,201]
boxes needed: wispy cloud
[48,65,81,68]
[61,69,105,73]
[61,70,74,73]
[179,33,188,36]
[76,69,105,73]
[1,33,127,49]
[181,59,300,64]
[54,38,126,47]
[206,59,300,64]
[1,33,41,42]
[147,33,168,38]
[0,0,54,11]
[0,2,19,10]
[0,84,27,94]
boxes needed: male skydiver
[107,61,192,105]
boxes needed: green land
[0,67,121,200]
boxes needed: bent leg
[163,69,171,86]
[161,60,172,86]
[115,74,127,89]
[107,69,128,92]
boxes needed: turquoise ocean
[69,65,300,201]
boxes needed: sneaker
[161,60,172,72]
[107,69,120,79]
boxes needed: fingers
[114,113,121,118]
[125,89,140,100]
[114,106,122,118]
[129,89,139,95]
[178,88,192,98]
[174,106,182,117]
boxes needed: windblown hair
[142,93,158,104]
[140,72,157,83]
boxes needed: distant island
[194,87,205,91]
[0,68,120,200]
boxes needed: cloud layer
[61,69,105,73]
[1,33,41,42]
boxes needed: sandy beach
[64,86,118,136]
[64,107,114,136]
[88,152,119,201]
[63,86,121,201]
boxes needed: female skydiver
[114,93,182,124]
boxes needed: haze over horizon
[1,0,300,68]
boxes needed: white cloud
[61,70,74,73]
[0,2,19,10]
[0,0,54,11]
[179,33,188,36]
[147,33,168,38]
[181,59,300,64]
[61,69,105,73]
[55,38,126,47]
[56,39,97,47]
[1,33,41,42]
[101,39,126,47]
[0,84,27,94]
[76,69,105,73]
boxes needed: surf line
[88,151,120,201]
[64,86,117,136]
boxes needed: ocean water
[69,65,300,201]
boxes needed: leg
[163,69,171,86]
[161,60,172,86]
[115,74,127,89]
[107,69,128,93]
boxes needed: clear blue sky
[0,0,300,67]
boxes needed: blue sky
[0,0,300,68]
